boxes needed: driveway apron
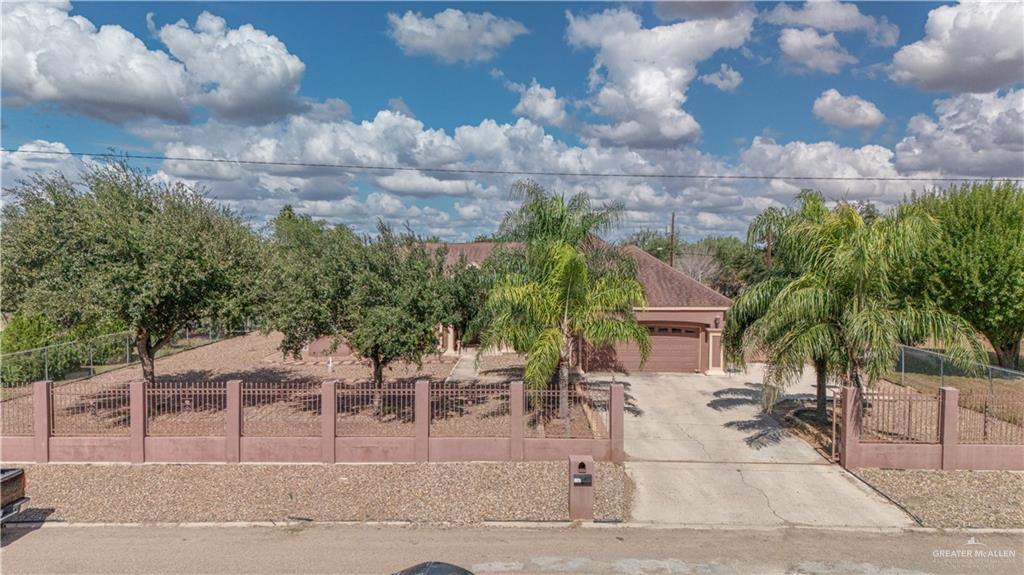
[590,368,916,527]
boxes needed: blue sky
[2,1,1022,240]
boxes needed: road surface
[2,523,1021,574]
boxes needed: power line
[3,147,1021,183]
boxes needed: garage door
[586,324,701,373]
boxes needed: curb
[6,520,1024,536]
[846,468,926,526]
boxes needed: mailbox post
[568,455,594,521]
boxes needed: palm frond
[524,327,564,390]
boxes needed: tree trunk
[814,357,828,422]
[994,339,1021,370]
[765,228,773,271]
[558,356,570,419]
[136,329,155,385]
[372,357,384,418]
[849,362,863,390]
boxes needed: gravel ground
[855,468,1024,528]
[10,462,631,524]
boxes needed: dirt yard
[471,351,609,439]
[854,469,1024,528]
[9,462,632,524]
[2,339,611,440]
[869,379,1024,443]
[89,331,457,385]
[1,333,457,437]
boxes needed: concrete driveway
[591,367,915,528]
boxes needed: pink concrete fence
[840,386,1024,471]
[0,380,624,464]
[958,391,1024,445]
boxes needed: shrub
[0,313,82,385]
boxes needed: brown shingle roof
[620,244,732,308]
[424,242,520,268]
[427,241,731,308]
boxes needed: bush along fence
[0,322,252,387]
[0,379,625,464]
[838,386,1024,471]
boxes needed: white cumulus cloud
[509,80,568,127]
[700,64,743,92]
[1,2,308,125]
[373,171,496,198]
[1,140,86,188]
[895,90,1024,177]
[890,1,1024,93]
[13,3,1012,242]
[765,0,899,46]
[778,28,857,74]
[387,9,527,63]
[740,136,915,204]
[1,1,191,123]
[158,11,306,122]
[812,89,885,130]
[566,7,754,148]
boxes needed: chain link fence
[883,345,1024,445]
[0,321,253,389]
[889,345,1024,397]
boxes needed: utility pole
[669,211,676,268]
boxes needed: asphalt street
[2,523,1022,574]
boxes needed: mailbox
[568,455,594,521]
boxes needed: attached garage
[582,246,732,375]
[590,324,702,373]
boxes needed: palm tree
[483,181,650,416]
[747,206,787,271]
[726,193,833,418]
[497,180,624,249]
[743,197,983,412]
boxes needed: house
[582,245,731,374]
[430,242,732,374]
[426,241,516,356]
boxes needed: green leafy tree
[483,182,650,414]
[345,223,446,394]
[435,253,488,347]
[0,312,58,354]
[621,229,680,263]
[695,236,767,298]
[1,162,262,384]
[262,206,360,357]
[906,182,1024,369]
[741,196,983,414]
